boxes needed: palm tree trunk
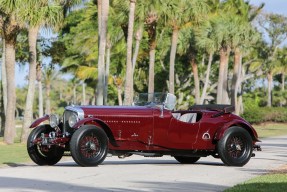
[104,39,111,105]
[36,63,43,117]
[96,0,109,105]
[113,76,123,105]
[1,39,7,116]
[38,81,44,117]
[73,85,77,104]
[1,39,7,136]
[45,81,51,114]
[191,57,200,104]
[222,49,230,104]
[147,22,157,94]
[4,40,16,144]
[200,52,213,104]
[148,49,155,94]
[117,86,123,106]
[282,73,285,91]
[123,0,136,105]
[169,27,179,95]
[132,25,143,72]
[267,72,273,107]
[82,82,86,105]
[21,26,39,143]
[97,0,102,43]
[217,47,228,104]
[231,48,241,112]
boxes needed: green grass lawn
[225,173,287,192]
[0,142,30,166]
[253,123,287,139]
[0,127,31,167]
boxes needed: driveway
[0,136,286,192]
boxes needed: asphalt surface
[0,136,287,192]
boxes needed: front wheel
[217,127,253,166]
[70,125,108,167]
[174,156,200,164]
[27,125,64,166]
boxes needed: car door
[167,112,201,149]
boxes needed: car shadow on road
[0,176,227,192]
[55,159,224,167]
[2,162,31,168]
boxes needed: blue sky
[14,0,287,87]
[249,0,287,16]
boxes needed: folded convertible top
[189,104,235,113]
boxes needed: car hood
[66,105,155,117]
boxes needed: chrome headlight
[49,114,59,128]
[68,113,79,127]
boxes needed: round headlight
[68,113,78,127]
[50,114,59,128]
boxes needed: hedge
[242,107,287,124]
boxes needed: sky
[249,0,287,16]
[12,0,287,87]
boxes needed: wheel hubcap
[80,135,100,158]
[227,136,245,158]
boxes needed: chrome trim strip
[65,106,85,120]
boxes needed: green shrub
[242,107,264,124]
[242,107,287,124]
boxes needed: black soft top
[189,105,235,113]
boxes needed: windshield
[133,93,167,106]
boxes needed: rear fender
[29,115,49,128]
[72,118,119,147]
[214,119,260,142]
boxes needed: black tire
[217,127,253,167]
[174,156,200,164]
[70,125,108,167]
[27,125,64,166]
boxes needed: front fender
[214,119,260,142]
[72,118,119,147]
[29,115,49,128]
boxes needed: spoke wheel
[27,125,64,166]
[217,127,253,166]
[79,135,101,159]
[70,125,108,167]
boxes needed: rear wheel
[217,127,253,166]
[27,125,64,166]
[174,156,200,164]
[70,125,108,167]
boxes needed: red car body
[27,93,261,167]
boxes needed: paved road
[0,136,287,192]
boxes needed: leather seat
[179,113,197,123]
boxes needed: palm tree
[0,39,7,116]
[1,38,7,135]
[123,0,136,105]
[96,0,109,105]
[224,0,263,113]
[42,65,59,114]
[161,0,208,95]
[36,63,44,117]
[145,3,160,94]
[277,47,287,92]
[258,13,287,106]
[21,0,81,143]
[113,75,123,105]
[0,0,23,144]
[195,22,217,104]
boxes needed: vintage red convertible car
[27,93,261,167]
